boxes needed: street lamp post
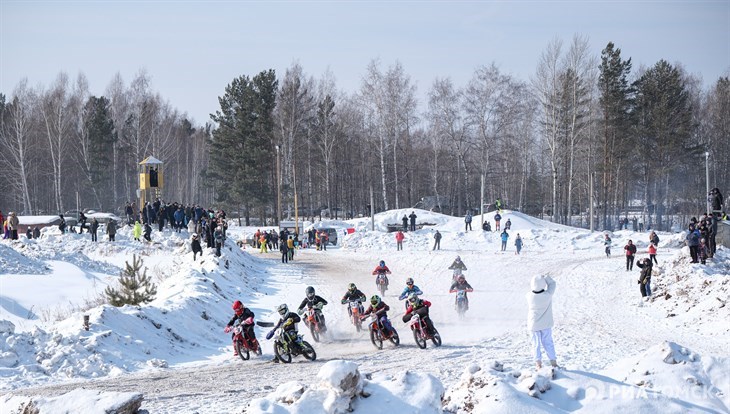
[705,151,711,215]
[276,145,281,225]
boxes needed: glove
[297,308,304,315]
[265,330,274,340]
[224,326,231,333]
[341,299,347,304]
[244,317,254,325]
[315,302,324,310]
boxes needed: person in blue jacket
[500,229,509,251]
[398,277,423,309]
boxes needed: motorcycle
[375,272,389,296]
[347,300,364,332]
[451,268,463,281]
[455,290,468,319]
[302,304,326,342]
[228,322,262,361]
[408,313,442,349]
[272,327,317,363]
[363,313,399,350]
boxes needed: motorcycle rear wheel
[300,341,317,361]
[431,329,442,347]
[389,328,400,346]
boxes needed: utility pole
[705,151,711,215]
[276,145,281,225]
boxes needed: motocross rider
[402,294,436,335]
[224,300,259,356]
[398,277,423,308]
[449,274,474,310]
[372,260,392,290]
[341,283,367,316]
[297,286,328,332]
[448,256,467,278]
[361,295,394,335]
[266,303,302,362]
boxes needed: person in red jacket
[402,294,435,335]
[395,230,405,251]
[624,240,637,271]
[648,242,658,265]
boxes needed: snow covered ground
[0,209,728,413]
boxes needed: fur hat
[531,275,547,292]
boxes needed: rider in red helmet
[224,300,258,356]
[372,260,392,290]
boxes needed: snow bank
[246,360,443,414]
[2,388,142,414]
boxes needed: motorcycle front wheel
[413,327,427,349]
[274,341,292,363]
[310,322,321,342]
[370,326,383,349]
[235,339,250,361]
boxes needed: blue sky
[1,1,728,125]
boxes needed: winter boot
[550,360,558,368]
[271,355,280,363]
[536,360,543,369]
[233,344,238,357]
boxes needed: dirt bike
[229,322,262,361]
[272,327,317,363]
[408,313,442,349]
[302,304,326,342]
[347,300,364,332]
[454,289,468,319]
[375,272,389,296]
[363,313,399,349]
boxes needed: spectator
[686,224,700,263]
[504,218,512,230]
[280,238,289,263]
[515,233,523,255]
[636,258,653,300]
[624,239,637,271]
[395,230,405,251]
[494,212,502,231]
[90,218,99,242]
[26,227,32,239]
[58,214,67,233]
[648,242,657,265]
[604,233,612,258]
[482,220,491,232]
[402,215,408,232]
[465,211,472,231]
[143,222,152,242]
[527,275,557,369]
[500,229,509,252]
[191,233,202,261]
[409,211,417,232]
[8,212,18,240]
[32,227,40,239]
[433,230,442,251]
[711,188,723,216]
[107,220,117,242]
[78,212,87,234]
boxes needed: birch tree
[1,79,37,213]
[40,72,75,212]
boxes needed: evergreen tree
[209,70,278,222]
[634,60,694,226]
[105,255,157,307]
[598,42,634,229]
[83,96,116,209]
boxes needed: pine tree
[105,255,157,306]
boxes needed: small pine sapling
[105,254,158,306]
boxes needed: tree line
[2,36,728,231]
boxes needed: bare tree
[40,72,75,212]
[1,79,37,213]
[428,77,470,214]
[533,37,564,222]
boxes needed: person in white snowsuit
[527,275,557,369]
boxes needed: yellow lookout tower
[138,156,164,211]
